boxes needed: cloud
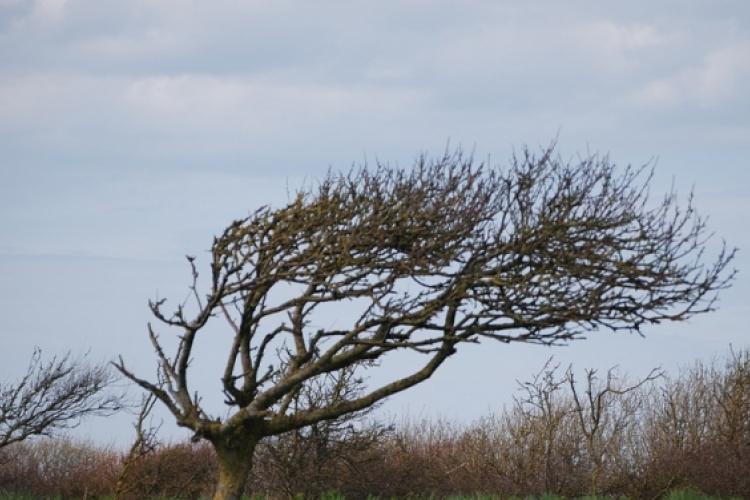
[632,42,750,109]
[30,0,70,21]
[1,1,749,172]
[123,73,429,128]
[578,21,675,74]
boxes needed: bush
[116,441,217,500]
[0,437,118,499]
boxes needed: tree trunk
[211,435,260,500]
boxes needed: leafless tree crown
[1,349,122,451]
[116,145,735,444]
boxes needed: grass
[0,494,38,500]
[662,490,744,500]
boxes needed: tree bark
[211,434,260,500]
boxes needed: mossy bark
[211,435,260,500]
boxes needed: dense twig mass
[115,145,735,500]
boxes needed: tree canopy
[116,145,735,500]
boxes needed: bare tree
[512,358,578,495]
[115,145,735,500]
[0,348,122,455]
[114,392,161,500]
[567,365,663,495]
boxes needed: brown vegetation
[0,347,748,500]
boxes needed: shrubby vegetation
[0,491,743,500]
[0,347,748,500]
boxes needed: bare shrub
[0,437,118,499]
[711,346,750,447]
[631,347,750,500]
[114,392,161,500]
[642,359,716,459]
[568,365,663,495]
[507,358,581,496]
[442,414,517,497]
[117,441,216,500]
[1,347,748,500]
[240,363,390,500]
[249,419,391,500]
[636,438,750,500]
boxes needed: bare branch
[0,349,123,450]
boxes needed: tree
[115,145,735,500]
[0,348,122,456]
[114,392,161,500]
[567,365,663,495]
[511,358,578,495]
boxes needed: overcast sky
[1,0,749,446]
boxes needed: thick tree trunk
[211,435,260,500]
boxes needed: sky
[1,0,749,447]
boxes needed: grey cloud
[1,0,748,203]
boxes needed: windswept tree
[0,349,122,455]
[116,145,735,500]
